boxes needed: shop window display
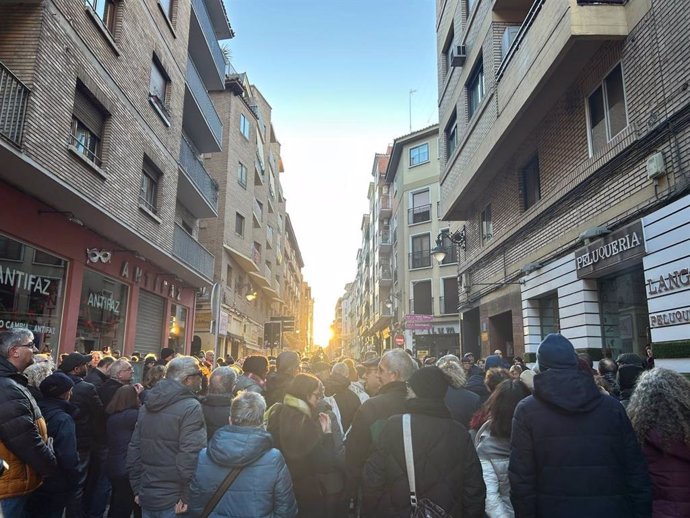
[168,303,188,352]
[77,269,128,355]
[0,234,67,359]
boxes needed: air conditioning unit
[646,151,666,179]
[451,45,467,67]
[501,26,520,59]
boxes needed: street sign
[394,335,405,346]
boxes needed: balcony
[409,297,433,316]
[378,227,392,253]
[378,264,393,286]
[173,224,214,281]
[252,199,263,228]
[409,251,431,270]
[183,56,223,153]
[408,204,431,225]
[0,62,29,147]
[178,137,218,218]
[442,0,634,219]
[379,194,392,216]
[188,0,232,91]
[439,296,459,315]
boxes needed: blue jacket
[509,367,652,518]
[187,425,297,518]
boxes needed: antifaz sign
[575,221,645,278]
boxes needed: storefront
[0,182,197,361]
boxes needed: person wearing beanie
[509,333,651,518]
[25,372,79,518]
[157,347,176,366]
[233,355,269,396]
[265,351,301,407]
[362,366,485,517]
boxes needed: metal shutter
[73,88,104,136]
[134,290,166,356]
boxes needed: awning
[224,244,259,274]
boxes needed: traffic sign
[394,335,405,346]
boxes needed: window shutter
[74,89,104,136]
[134,290,166,356]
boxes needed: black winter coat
[66,374,104,452]
[509,368,652,518]
[105,407,138,480]
[97,378,125,409]
[201,393,233,440]
[643,430,690,518]
[324,373,361,432]
[84,367,108,388]
[444,386,480,428]
[265,372,293,408]
[362,399,485,518]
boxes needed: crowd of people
[0,327,688,518]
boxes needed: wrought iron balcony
[0,62,29,147]
[178,136,218,218]
[408,204,432,225]
[173,224,214,280]
[439,296,459,315]
[409,251,431,269]
[409,297,434,316]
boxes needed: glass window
[412,280,432,315]
[149,57,169,111]
[467,60,485,119]
[539,294,560,339]
[0,234,67,359]
[240,113,250,139]
[442,26,455,74]
[159,0,173,19]
[77,269,128,355]
[238,162,247,189]
[90,0,116,32]
[588,64,627,155]
[522,154,541,210]
[410,234,431,269]
[71,117,101,165]
[235,213,245,236]
[409,190,431,224]
[140,163,159,213]
[409,143,429,167]
[445,111,458,159]
[481,204,493,245]
[168,304,187,351]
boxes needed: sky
[224,0,439,345]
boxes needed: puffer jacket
[643,429,690,518]
[66,374,104,452]
[0,356,56,498]
[187,425,297,518]
[362,398,485,518]
[509,368,652,518]
[126,378,207,511]
[201,393,233,440]
[475,420,512,518]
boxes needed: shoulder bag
[200,467,243,518]
[402,413,452,518]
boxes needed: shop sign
[0,265,52,295]
[120,261,182,301]
[575,221,645,278]
[0,320,56,334]
[406,314,433,322]
[87,290,120,314]
[646,267,690,296]
[649,309,690,328]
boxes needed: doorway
[461,308,481,357]
[489,311,514,357]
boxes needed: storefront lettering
[646,268,690,296]
[0,265,51,295]
[120,261,181,301]
[0,320,56,334]
[576,232,642,270]
[87,291,120,314]
[649,309,690,328]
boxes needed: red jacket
[644,430,690,518]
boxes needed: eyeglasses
[16,341,36,349]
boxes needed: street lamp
[431,226,466,264]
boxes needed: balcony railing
[378,264,393,282]
[191,0,226,80]
[379,194,392,212]
[0,62,29,147]
[439,245,458,265]
[409,297,433,316]
[408,204,432,224]
[173,224,214,280]
[409,251,431,269]
[185,57,223,147]
[179,137,219,210]
[439,296,459,315]
[379,227,392,246]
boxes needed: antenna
[409,89,417,133]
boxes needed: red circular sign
[394,335,404,346]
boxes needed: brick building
[437,0,690,370]
[0,0,231,358]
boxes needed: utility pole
[409,89,417,133]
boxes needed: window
[442,277,459,314]
[235,213,245,237]
[409,143,429,167]
[240,113,250,139]
[439,229,458,264]
[412,280,432,315]
[409,190,431,224]
[139,161,160,214]
[149,56,170,119]
[225,265,233,287]
[587,64,627,155]
[410,234,431,269]
[442,26,455,74]
[521,154,541,210]
[88,0,116,32]
[159,0,173,20]
[481,204,493,245]
[445,111,458,159]
[238,162,247,189]
[71,87,105,166]
[539,294,560,339]
[467,59,485,119]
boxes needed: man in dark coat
[265,351,301,407]
[509,333,652,518]
[127,356,207,516]
[234,355,268,396]
[84,355,114,388]
[97,358,134,408]
[0,330,57,516]
[201,366,237,440]
[324,364,361,433]
[59,352,104,517]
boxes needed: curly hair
[627,368,690,448]
[25,355,55,388]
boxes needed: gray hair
[436,355,466,388]
[24,358,54,389]
[109,359,132,380]
[166,356,200,383]
[0,329,34,357]
[381,349,418,382]
[331,362,349,378]
[231,391,266,427]
[209,366,237,395]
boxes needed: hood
[475,420,511,459]
[537,333,578,371]
[533,368,603,413]
[0,356,25,383]
[207,425,273,468]
[235,374,260,393]
[324,373,350,396]
[144,378,197,413]
[646,429,690,462]
[465,374,489,397]
[39,397,78,419]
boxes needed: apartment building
[437,0,690,370]
[194,73,311,358]
[0,0,231,358]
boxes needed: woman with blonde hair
[627,368,690,518]
[437,354,480,427]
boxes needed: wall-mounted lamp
[431,226,466,263]
[578,226,610,243]
[38,209,84,227]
